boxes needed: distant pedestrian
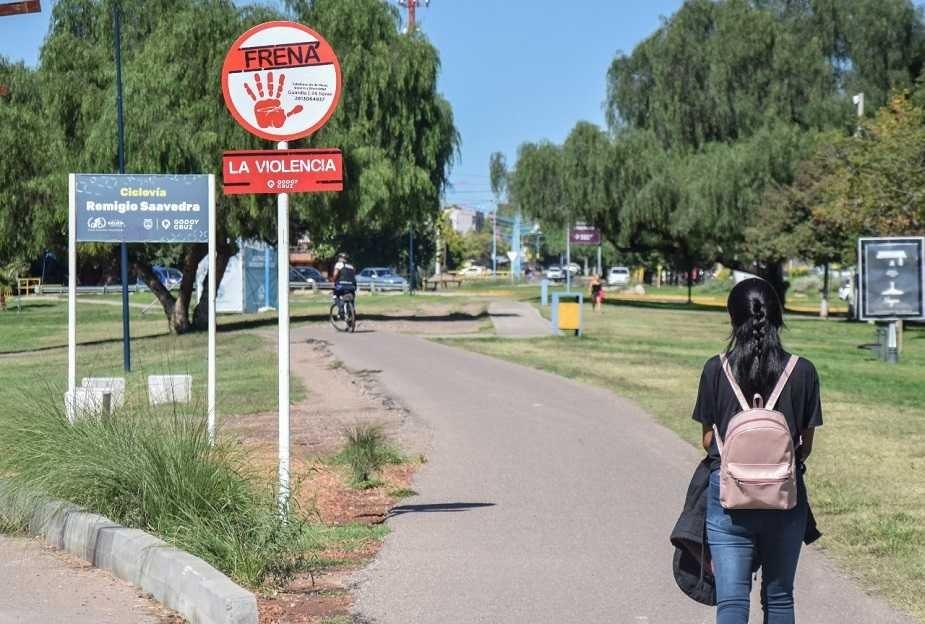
[688,277,823,623]
[589,274,605,313]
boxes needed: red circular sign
[221,21,342,142]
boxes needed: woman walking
[691,278,823,623]
[589,274,605,313]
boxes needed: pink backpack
[713,354,800,511]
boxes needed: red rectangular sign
[569,224,601,246]
[0,1,41,16]
[222,149,343,195]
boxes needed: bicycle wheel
[345,301,357,332]
[330,301,349,332]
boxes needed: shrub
[790,274,822,295]
[0,394,309,588]
[335,425,403,486]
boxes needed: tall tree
[0,0,457,333]
[509,141,564,227]
[602,0,925,301]
[489,151,507,203]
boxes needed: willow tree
[285,0,458,274]
[2,0,456,333]
[0,59,64,268]
[604,0,925,301]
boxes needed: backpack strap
[719,354,750,411]
[766,355,799,412]
[714,353,748,458]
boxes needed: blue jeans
[707,469,808,624]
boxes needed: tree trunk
[192,248,232,330]
[687,269,693,304]
[134,260,176,330]
[135,244,208,334]
[820,262,829,319]
[756,262,788,306]
[171,245,208,334]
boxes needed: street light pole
[114,2,131,373]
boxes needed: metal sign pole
[277,141,291,513]
[566,221,571,292]
[207,175,217,443]
[67,174,77,423]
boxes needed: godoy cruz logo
[88,217,108,230]
[243,71,303,129]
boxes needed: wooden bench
[423,275,464,291]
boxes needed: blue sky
[0,0,684,211]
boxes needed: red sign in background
[0,1,41,17]
[569,224,602,246]
[222,149,343,195]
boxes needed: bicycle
[329,292,357,332]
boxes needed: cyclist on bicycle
[332,252,357,319]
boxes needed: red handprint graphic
[243,71,304,129]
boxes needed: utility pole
[492,209,497,277]
[398,0,430,34]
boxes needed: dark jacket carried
[669,457,822,605]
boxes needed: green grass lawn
[0,296,302,417]
[449,301,925,621]
[0,291,490,416]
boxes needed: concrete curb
[0,487,257,624]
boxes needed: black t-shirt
[691,353,823,471]
[335,262,356,285]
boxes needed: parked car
[357,267,408,288]
[545,265,565,281]
[607,266,630,286]
[459,265,486,277]
[290,266,325,284]
[838,278,854,302]
[153,266,183,290]
[566,262,581,276]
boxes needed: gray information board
[858,237,924,320]
[75,174,210,243]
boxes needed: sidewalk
[0,536,171,624]
[488,300,549,337]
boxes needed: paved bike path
[488,300,551,337]
[295,327,913,624]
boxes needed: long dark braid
[725,278,788,401]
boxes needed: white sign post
[221,20,343,512]
[67,174,217,434]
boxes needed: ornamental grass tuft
[0,392,307,589]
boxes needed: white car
[545,265,565,281]
[566,263,581,275]
[838,278,853,302]
[607,266,630,286]
[459,266,486,277]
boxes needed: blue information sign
[75,174,210,243]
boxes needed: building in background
[446,205,484,235]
